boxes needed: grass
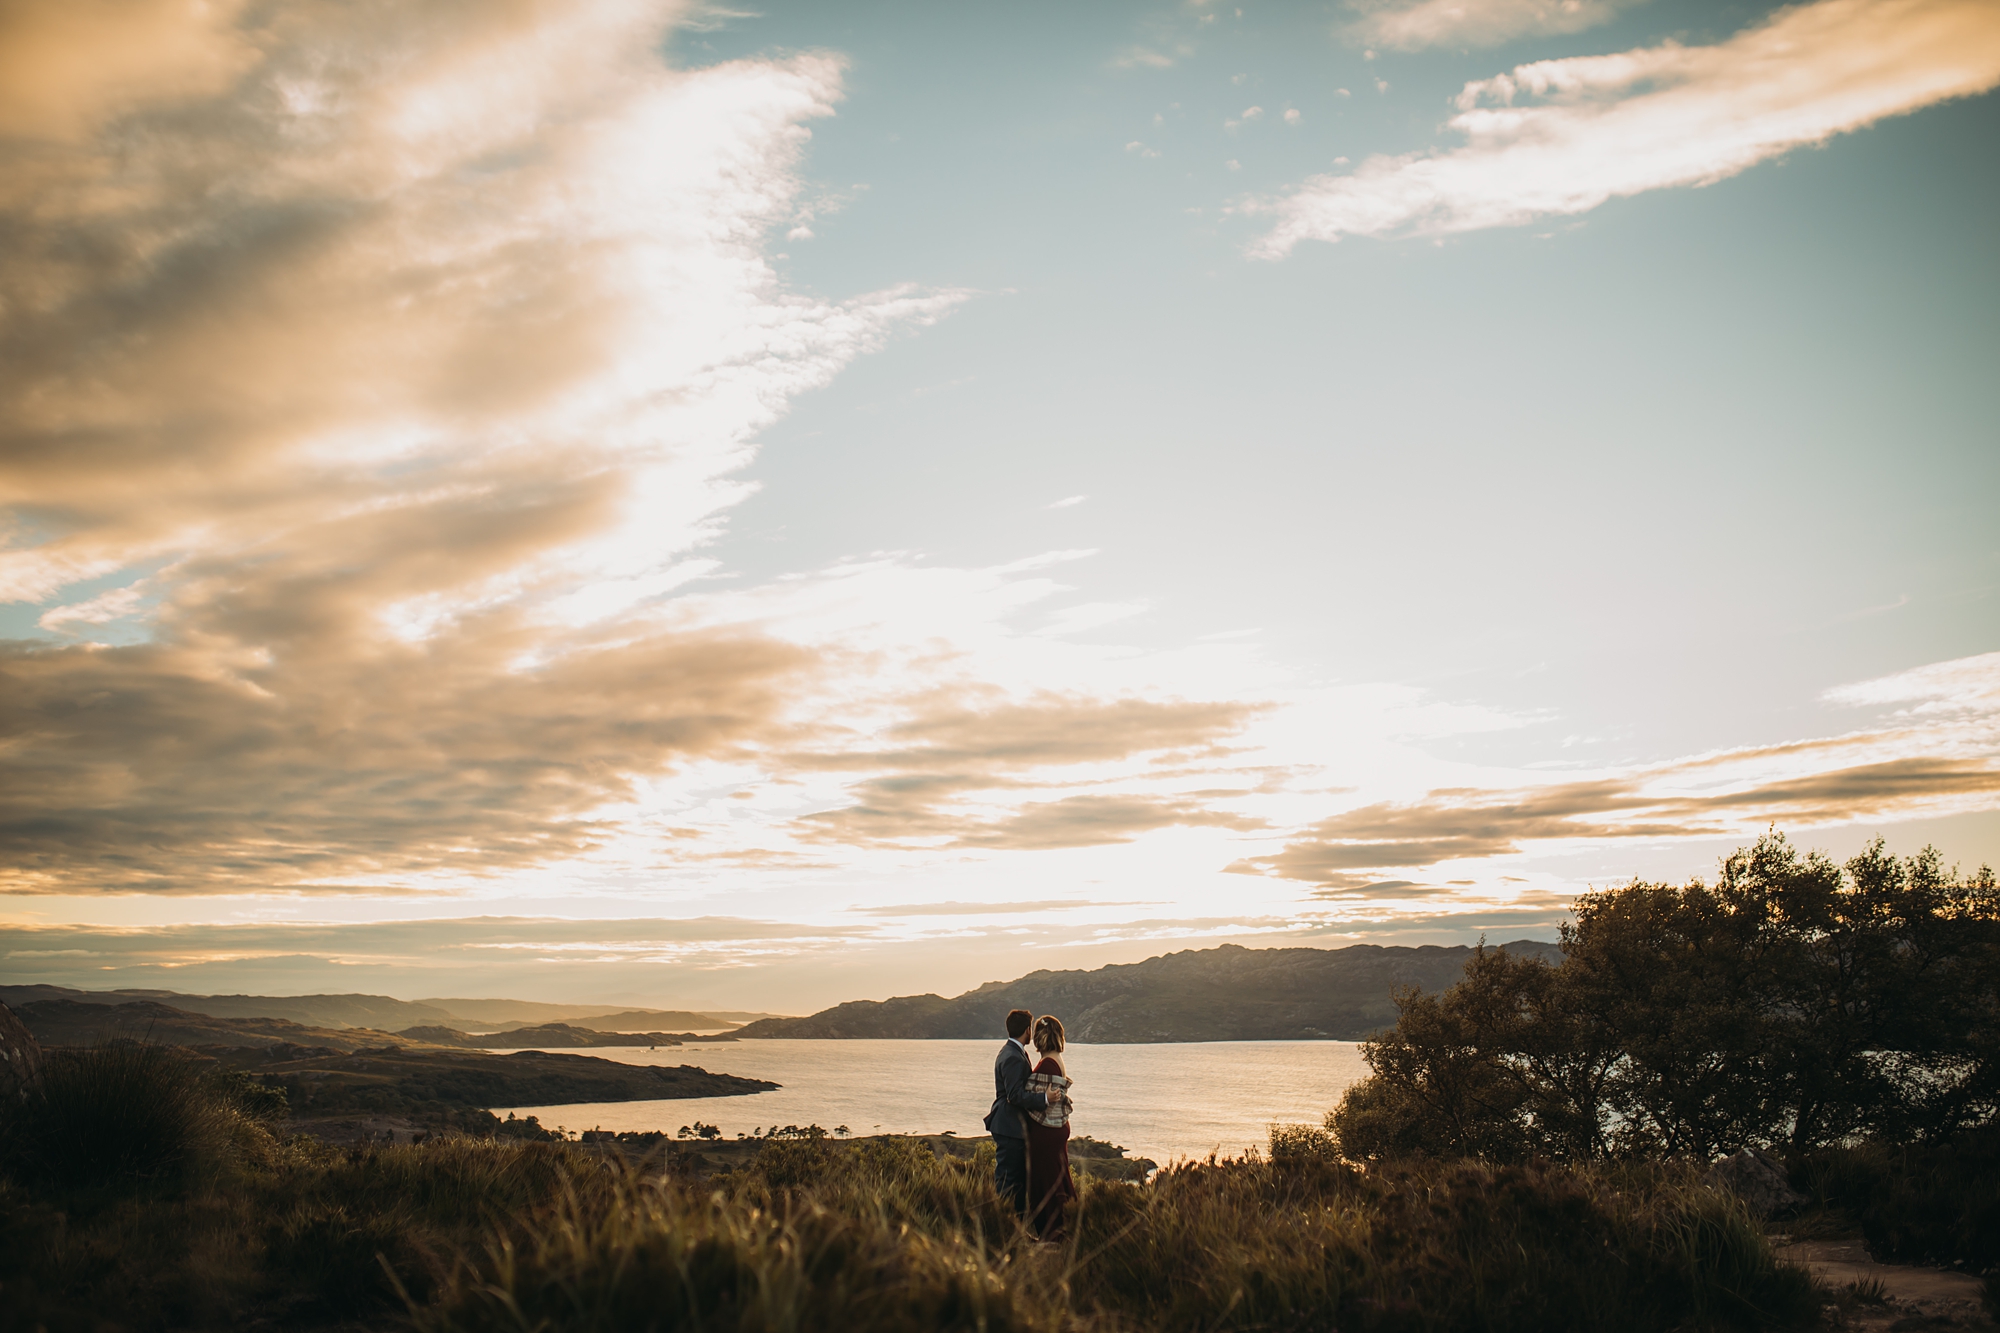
[2,1042,244,1191]
[411,1128,1818,1333]
[0,1043,1836,1331]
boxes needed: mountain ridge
[732,940,1561,1044]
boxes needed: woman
[1023,1014,1078,1240]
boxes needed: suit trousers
[993,1133,1028,1216]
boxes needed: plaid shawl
[1025,1070,1072,1128]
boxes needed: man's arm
[999,1048,1049,1115]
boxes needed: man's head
[1005,1008,1033,1040]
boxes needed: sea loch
[494,1038,1374,1166]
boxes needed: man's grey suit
[983,1039,1048,1216]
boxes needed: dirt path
[1775,1239,1992,1330]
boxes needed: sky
[1,0,1996,1013]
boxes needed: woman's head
[1032,1014,1065,1054]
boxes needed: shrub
[2,1042,238,1191]
[1268,1121,1343,1167]
[1793,1126,2000,1270]
[206,1066,290,1124]
[1064,1150,1816,1332]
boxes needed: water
[493,1038,1372,1166]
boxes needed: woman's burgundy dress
[1025,1056,1077,1238]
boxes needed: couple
[983,1007,1077,1239]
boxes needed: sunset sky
[2,0,1996,1012]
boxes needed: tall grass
[415,1131,1818,1333]
[415,1168,1060,1333]
[1,1051,1823,1332]
[0,1040,607,1330]
[2,1041,240,1190]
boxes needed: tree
[1328,833,1999,1164]
[1328,945,1534,1162]
[1562,868,1787,1157]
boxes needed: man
[982,1007,1047,1219]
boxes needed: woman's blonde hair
[1032,1014,1065,1054]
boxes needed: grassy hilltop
[0,1040,1823,1332]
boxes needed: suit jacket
[982,1038,1049,1139]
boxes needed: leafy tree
[1328,832,1999,1163]
[1329,945,1533,1161]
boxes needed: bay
[493,1038,1372,1166]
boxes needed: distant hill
[11,999,456,1053]
[732,941,1562,1044]
[0,985,458,1032]
[0,985,753,1035]
[415,999,769,1031]
[559,1010,741,1033]
[395,1023,727,1049]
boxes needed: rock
[0,1000,45,1105]
[1704,1147,1806,1219]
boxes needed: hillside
[12,999,459,1053]
[0,984,744,1034]
[0,985,459,1032]
[732,940,1561,1043]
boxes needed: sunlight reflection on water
[493,1038,1373,1166]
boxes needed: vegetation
[6,832,1993,1329]
[1791,1131,2000,1271]
[1324,832,2000,1316]
[0,1058,1818,1331]
[1329,834,1999,1162]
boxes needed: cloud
[0,626,814,892]
[0,0,260,139]
[1309,879,1444,900]
[0,915,871,999]
[1254,0,2000,253]
[787,693,1269,849]
[847,899,1147,916]
[1824,649,2000,715]
[1113,20,1199,71]
[954,794,1267,850]
[2,0,1295,902]
[796,694,1265,775]
[0,0,976,893]
[1239,756,2000,884]
[1341,0,1644,52]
